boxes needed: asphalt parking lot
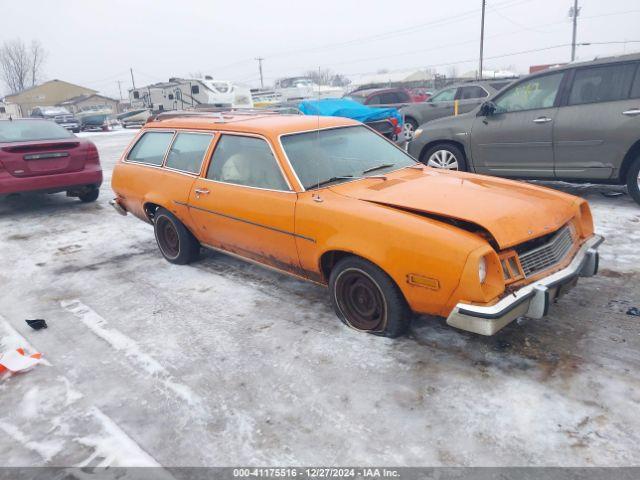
[1,129,640,467]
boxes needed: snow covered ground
[1,130,639,467]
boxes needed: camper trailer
[0,101,21,120]
[129,76,253,112]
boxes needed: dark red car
[0,119,102,202]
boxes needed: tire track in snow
[0,315,170,470]
[60,299,204,410]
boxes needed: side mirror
[479,101,497,117]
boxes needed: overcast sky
[2,0,640,98]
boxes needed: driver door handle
[622,109,640,116]
[533,116,553,124]
[194,188,210,197]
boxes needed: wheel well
[419,139,468,163]
[320,250,353,282]
[143,202,161,222]
[619,139,640,183]
[404,115,418,126]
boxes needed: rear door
[553,61,639,180]
[470,71,565,178]
[0,120,88,177]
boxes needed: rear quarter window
[127,131,174,166]
[165,132,213,173]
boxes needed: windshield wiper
[305,176,359,190]
[363,163,395,174]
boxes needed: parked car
[298,98,404,144]
[0,119,102,202]
[408,87,433,103]
[30,106,81,133]
[111,112,601,337]
[407,53,640,205]
[344,87,413,107]
[401,80,513,137]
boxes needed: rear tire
[329,256,412,338]
[626,156,640,206]
[153,207,200,265]
[78,187,99,203]
[421,143,468,171]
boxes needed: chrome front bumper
[446,235,604,336]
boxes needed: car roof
[348,87,407,97]
[145,112,359,136]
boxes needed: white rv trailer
[129,77,253,112]
[0,101,22,119]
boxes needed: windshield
[281,125,417,190]
[344,95,366,104]
[0,119,74,143]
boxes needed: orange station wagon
[111,111,603,337]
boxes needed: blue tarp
[298,98,402,125]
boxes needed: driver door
[470,72,566,178]
[188,133,300,272]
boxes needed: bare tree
[305,68,334,86]
[29,40,47,86]
[0,39,47,94]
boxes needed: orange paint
[112,113,596,319]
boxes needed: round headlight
[478,257,487,284]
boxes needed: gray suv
[407,53,640,205]
[400,80,513,136]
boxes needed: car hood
[329,168,578,249]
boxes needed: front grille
[518,225,575,277]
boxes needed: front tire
[403,117,419,141]
[626,156,640,206]
[153,207,200,264]
[329,256,412,338]
[421,143,467,171]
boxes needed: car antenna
[313,65,322,202]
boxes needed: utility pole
[117,80,123,101]
[130,68,136,89]
[255,57,264,89]
[479,0,486,80]
[569,0,580,61]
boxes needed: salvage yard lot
[1,130,640,466]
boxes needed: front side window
[207,135,289,191]
[281,125,416,190]
[495,73,564,113]
[430,88,456,102]
[459,86,488,100]
[127,131,174,166]
[165,132,213,173]
[568,63,637,105]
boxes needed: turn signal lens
[479,257,487,284]
[413,128,423,139]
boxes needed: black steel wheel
[153,207,200,264]
[329,256,412,338]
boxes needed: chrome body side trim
[173,200,315,243]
